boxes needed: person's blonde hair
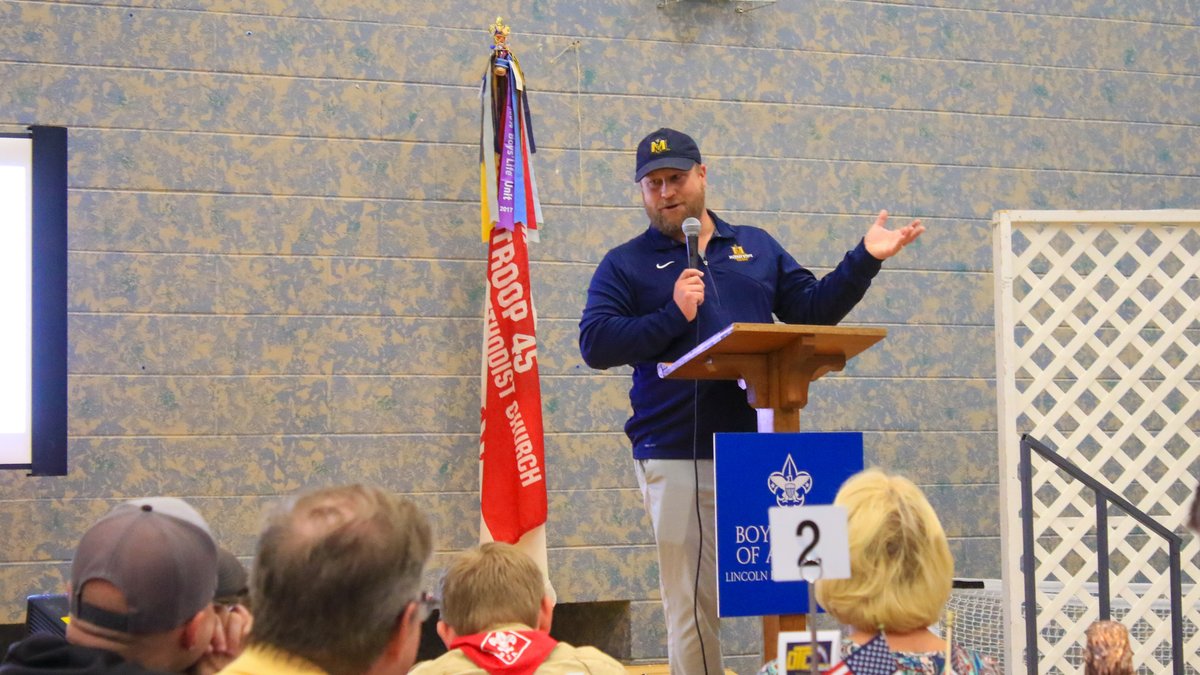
[814,468,953,633]
[440,542,544,635]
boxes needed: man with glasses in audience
[218,485,433,675]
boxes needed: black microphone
[682,217,702,269]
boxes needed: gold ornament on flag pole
[491,17,511,76]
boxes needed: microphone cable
[691,309,710,675]
[690,250,713,675]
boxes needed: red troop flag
[477,18,549,568]
[480,224,546,542]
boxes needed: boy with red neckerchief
[410,543,624,675]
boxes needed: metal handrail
[1020,434,1184,674]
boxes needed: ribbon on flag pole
[477,17,551,594]
[480,18,541,243]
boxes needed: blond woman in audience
[816,468,999,674]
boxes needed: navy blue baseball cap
[634,128,702,182]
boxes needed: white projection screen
[0,127,67,474]
[0,136,34,466]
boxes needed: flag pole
[478,16,555,604]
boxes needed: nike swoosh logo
[656,261,675,269]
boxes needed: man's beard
[648,210,683,238]
[646,193,704,238]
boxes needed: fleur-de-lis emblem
[768,454,812,506]
[481,630,531,665]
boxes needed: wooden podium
[658,322,886,662]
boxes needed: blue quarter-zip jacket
[578,211,882,460]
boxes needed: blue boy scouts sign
[713,432,864,617]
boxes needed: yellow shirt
[217,645,328,675]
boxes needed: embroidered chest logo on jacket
[729,245,754,262]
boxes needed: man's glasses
[412,590,440,623]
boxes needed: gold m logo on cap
[650,139,668,153]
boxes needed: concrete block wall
[1,1,1197,671]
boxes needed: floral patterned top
[841,640,1001,674]
[756,641,999,675]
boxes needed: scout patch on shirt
[729,244,754,262]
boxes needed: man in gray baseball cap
[2,497,233,675]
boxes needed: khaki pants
[636,459,724,675]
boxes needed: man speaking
[578,127,924,675]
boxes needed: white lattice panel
[994,211,1200,673]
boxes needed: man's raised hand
[863,209,924,260]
